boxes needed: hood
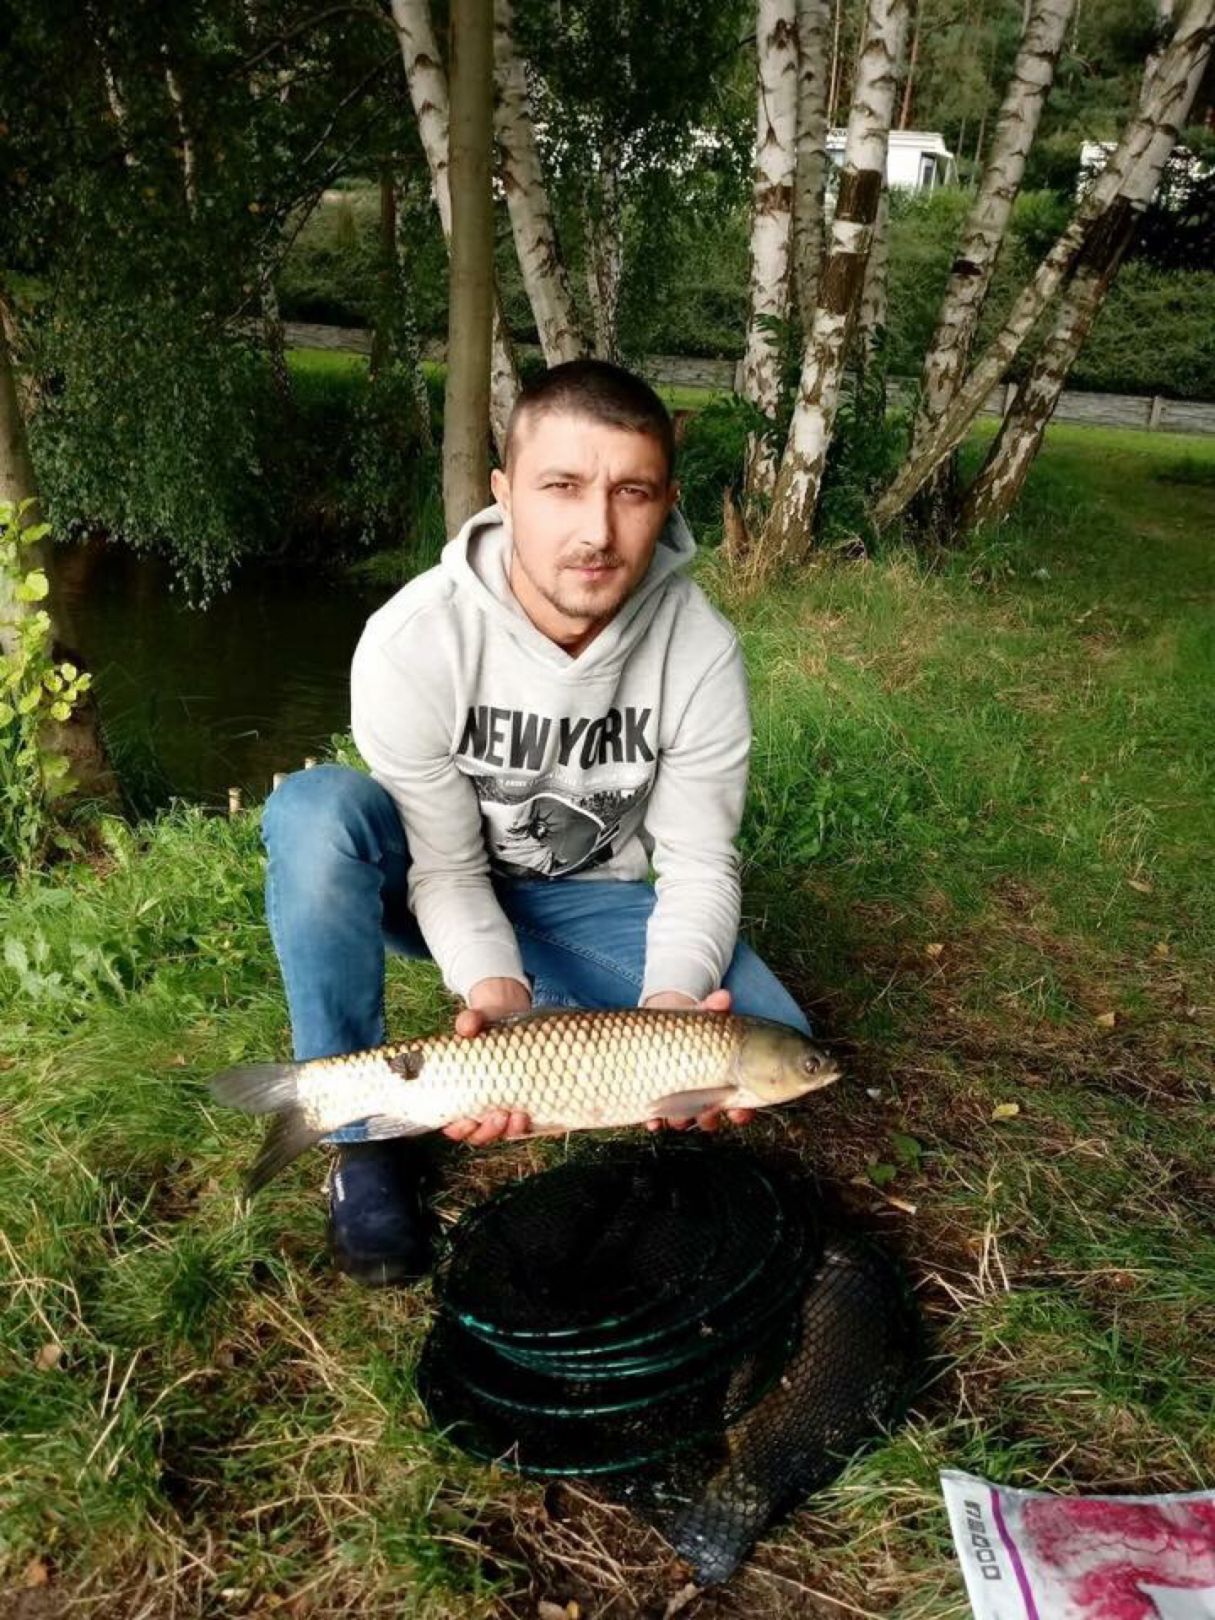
[439,501,698,673]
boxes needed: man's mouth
[564,558,620,578]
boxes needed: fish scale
[208,1008,840,1196]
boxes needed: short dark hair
[503,359,676,480]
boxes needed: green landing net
[418,1141,920,1584]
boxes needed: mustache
[561,552,623,570]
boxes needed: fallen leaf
[34,1342,63,1371]
[1153,942,1170,959]
[24,1559,49,1588]
[1095,1010,1117,1028]
[925,942,944,959]
[991,1102,1021,1121]
[170,1053,188,1067]
[1127,878,1153,894]
[538,1604,569,1620]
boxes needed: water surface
[49,540,394,810]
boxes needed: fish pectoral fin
[246,1108,326,1198]
[645,1086,738,1121]
[360,1114,433,1140]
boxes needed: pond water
[48,540,394,812]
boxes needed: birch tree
[911,0,1075,449]
[874,0,1215,527]
[960,2,1215,527]
[751,0,908,573]
[741,0,799,505]
[391,0,519,452]
[793,0,833,331]
[856,186,890,366]
[444,0,495,530]
[493,0,587,364]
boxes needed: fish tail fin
[247,1108,327,1198]
[209,1061,301,1115]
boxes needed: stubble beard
[514,548,632,627]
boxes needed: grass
[2,422,1214,1617]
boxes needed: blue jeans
[262,765,811,1141]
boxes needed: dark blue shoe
[328,1139,433,1286]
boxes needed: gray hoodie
[350,502,750,1004]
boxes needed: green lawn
[1,424,1213,1617]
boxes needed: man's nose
[579,484,615,549]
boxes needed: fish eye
[801,1052,823,1074]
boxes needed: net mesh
[418,1141,920,1583]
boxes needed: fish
[209,1008,841,1197]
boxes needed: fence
[282,322,1215,437]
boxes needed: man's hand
[443,977,533,1145]
[642,987,756,1134]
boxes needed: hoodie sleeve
[350,621,529,1002]
[640,636,750,1004]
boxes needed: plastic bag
[942,1469,1215,1619]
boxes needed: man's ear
[490,466,511,512]
[667,480,681,512]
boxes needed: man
[263,359,811,1286]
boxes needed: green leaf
[4,937,29,975]
[891,1132,923,1168]
[0,700,14,726]
[17,687,42,715]
[867,1161,898,1187]
[16,571,50,603]
[49,701,72,722]
[20,523,51,546]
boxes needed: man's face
[489,409,678,650]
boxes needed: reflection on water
[48,540,394,810]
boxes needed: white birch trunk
[857,186,890,365]
[493,0,587,364]
[755,0,908,572]
[874,0,1215,528]
[162,54,199,217]
[912,0,1075,444]
[392,0,519,453]
[793,0,832,330]
[961,0,1213,526]
[741,0,799,504]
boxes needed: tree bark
[898,0,922,127]
[827,0,844,123]
[444,0,495,532]
[392,0,519,454]
[741,0,800,505]
[493,0,587,364]
[912,0,1075,443]
[959,0,1213,527]
[857,185,890,365]
[752,0,908,574]
[873,0,1215,528]
[583,153,624,362]
[793,0,832,331]
[162,51,199,217]
[958,213,1135,527]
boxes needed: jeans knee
[262,764,404,864]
